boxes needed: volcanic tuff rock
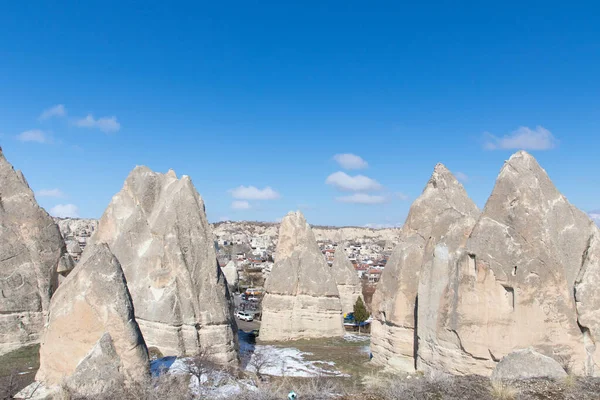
[331,243,363,315]
[36,243,149,396]
[222,260,239,289]
[418,151,600,376]
[491,348,567,381]
[260,211,344,341]
[371,163,479,372]
[88,167,238,364]
[0,147,74,355]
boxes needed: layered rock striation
[260,211,344,341]
[88,167,238,364]
[0,147,74,355]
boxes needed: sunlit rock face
[36,243,149,397]
[418,151,600,377]
[89,166,238,364]
[370,163,479,373]
[260,211,344,341]
[331,242,363,315]
[0,147,74,355]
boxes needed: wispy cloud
[455,171,469,183]
[590,210,600,226]
[396,192,409,201]
[326,171,382,192]
[16,129,50,143]
[229,186,280,200]
[50,204,79,218]
[483,126,557,151]
[74,114,121,133]
[231,200,251,210]
[333,153,368,170]
[36,188,65,198]
[335,193,387,204]
[40,104,66,120]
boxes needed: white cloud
[336,193,387,204]
[484,126,557,151]
[40,104,66,120]
[396,192,409,201]
[333,153,368,170]
[36,188,65,198]
[455,172,469,183]
[74,114,121,133]
[50,204,79,218]
[231,200,251,210]
[229,186,280,200]
[16,129,49,143]
[219,216,231,222]
[590,211,600,226]
[325,171,382,192]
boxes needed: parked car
[248,296,260,302]
[236,311,254,322]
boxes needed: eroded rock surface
[260,211,344,341]
[331,243,363,315]
[88,167,238,364]
[36,243,149,396]
[491,348,567,381]
[222,260,239,289]
[371,164,479,372]
[0,147,74,355]
[420,151,600,376]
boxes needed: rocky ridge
[0,147,74,355]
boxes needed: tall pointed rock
[0,147,74,355]
[36,243,149,396]
[331,243,363,315]
[420,151,600,376]
[371,163,479,372]
[88,167,238,364]
[260,211,344,341]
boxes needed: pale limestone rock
[420,151,600,376]
[89,167,238,364]
[36,243,149,396]
[370,164,479,372]
[260,211,344,341]
[222,260,239,289]
[0,147,74,355]
[331,243,362,315]
[491,348,567,380]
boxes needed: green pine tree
[353,297,369,334]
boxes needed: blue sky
[1,2,599,227]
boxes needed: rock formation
[36,243,149,396]
[331,243,363,315]
[418,151,600,376]
[491,348,567,381]
[222,260,239,290]
[88,167,238,364]
[371,164,479,372]
[0,147,74,355]
[260,211,344,341]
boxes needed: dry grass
[490,380,518,400]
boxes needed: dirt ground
[0,345,40,399]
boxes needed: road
[236,318,260,332]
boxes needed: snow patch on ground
[343,333,370,343]
[243,345,347,378]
